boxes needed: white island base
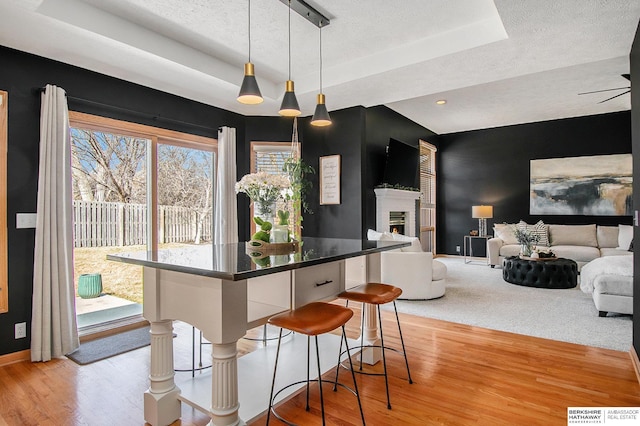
[177,332,357,424]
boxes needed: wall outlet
[15,322,27,339]
[456,245,461,253]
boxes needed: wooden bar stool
[267,302,366,426]
[335,283,413,409]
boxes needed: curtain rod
[36,87,221,133]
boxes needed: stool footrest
[270,378,360,425]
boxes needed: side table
[463,235,492,265]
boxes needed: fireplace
[374,188,421,237]
[389,211,406,234]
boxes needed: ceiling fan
[578,74,630,104]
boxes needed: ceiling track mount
[279,0,330,27]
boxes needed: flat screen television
[382,138,419,188]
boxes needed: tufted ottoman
[502,256,578,289]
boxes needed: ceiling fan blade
[597,90,631,104]
[578,86,631,95]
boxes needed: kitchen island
[108,237,407,426]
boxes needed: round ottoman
[502,256,577,289]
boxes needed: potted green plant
[282,156,315,241]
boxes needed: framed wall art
[530,153,632,216]
[320,155,341,205]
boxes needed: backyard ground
[74,243,192,304]
[74,245,145,304]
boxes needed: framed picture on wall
[530,153,632,216]
[320,155,341,205]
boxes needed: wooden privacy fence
[73,200,212,248]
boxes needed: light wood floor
[1,306,639,426]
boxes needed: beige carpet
[388,257,632,352]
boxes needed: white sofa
[580,256,633,316]
[367,229,447,300]
[488,222,633,270]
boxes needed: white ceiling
[1,0,639,134]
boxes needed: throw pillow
[517,220,550,247]
[617,224,633,251]
[367,229,393,241]
[493,223,518,245]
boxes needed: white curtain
[31,85,79,362]
[214,126,238,244]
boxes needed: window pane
[157,144,214,246]
[70,126,148,327]
[250,142,296,234]
[419,140,436,252]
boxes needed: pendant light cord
[288,0,292,80]
[248,0,252,62]
[319,23,323,93]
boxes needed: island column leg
[359,303,382,364]
[209,341,244,426]
[360,252,382,364]
[144,319,181,426]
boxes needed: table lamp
[472,205,493,237]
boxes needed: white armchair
[380,251,447,300]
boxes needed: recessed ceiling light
[436,99,447,105]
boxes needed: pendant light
[310,21,331,126]
[237,0,263,104]
[279,0,301,117]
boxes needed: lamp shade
[472,205,493,219]
[310,94,331,126]
[279,80,301,117]
[237,63,263,104]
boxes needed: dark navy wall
[0,46,244,356]
[301,107,366,239]
[364,106,437,237]
[437,111,633,256]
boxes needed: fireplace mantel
[374,188,421,237]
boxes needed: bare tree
[71,127,213,244]
[70,129,147,203]
[157,145,213,244]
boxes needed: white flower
[235,172,291,205]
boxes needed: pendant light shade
[310,22,331,126]
[311,94,331,126]
[279,0,301,117]
[238,63,263,104]
[280,80,301,116]
[237,0,263,104]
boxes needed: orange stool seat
[338,283,402,305]
[266,302,365,425]
[268,302,353,335]
[336,282,413,410]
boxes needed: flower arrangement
[235,172,291,206]
[513,228,540,257]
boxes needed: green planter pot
[78,273,103,299]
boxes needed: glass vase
[520,243,533,257]
[270,225,289,244]
[253,201,276,225]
